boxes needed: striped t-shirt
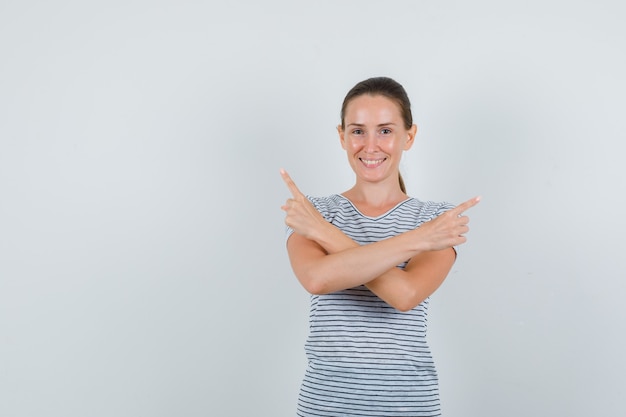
[287,194,455,417]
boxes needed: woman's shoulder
[307,194,455,221]
[307,194,347,211]
[402,197,456,219]
[404,197,454,210]
[307,194,342,204]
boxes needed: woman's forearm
[289,225,424,294]
[292,221,423,293]
[304,221,454,312]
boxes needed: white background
[1,1,625,416]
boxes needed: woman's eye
[380,128,392,134]
[352,129,363,135]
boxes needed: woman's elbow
[390,291,427,313]
[393,300,416,313]
[297,272,331,295]
[301,281,325,295]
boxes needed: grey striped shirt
[287,194,455,417]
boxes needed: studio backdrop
[1,1,624,416]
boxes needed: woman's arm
[286,217,456,311]
[366,249,456,311]
[286,223,426,296]
[281,169,479,310]
[298,210,458,310]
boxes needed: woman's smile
[360,157,387,168]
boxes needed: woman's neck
[342,181,407,217]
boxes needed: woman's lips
[360,158,386,168]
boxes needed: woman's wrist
[408,227,431,254]
[313,221,356,254]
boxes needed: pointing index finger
[452,196,481,216]
[280,168,304,198]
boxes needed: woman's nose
[364,134,379,152]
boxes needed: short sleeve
[285,224,294,243]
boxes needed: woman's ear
[337,125,346,149]
[404,124,418,150]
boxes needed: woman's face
[338,94,416,188]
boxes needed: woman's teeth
[361,158,384,166]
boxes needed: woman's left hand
[280,169,329,241]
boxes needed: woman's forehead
[344,95,403,123]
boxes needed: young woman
[281,77,479,417]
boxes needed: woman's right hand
[280,169,330,241]
[415,196,481,251]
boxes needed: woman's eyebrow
[346,122,397,127]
